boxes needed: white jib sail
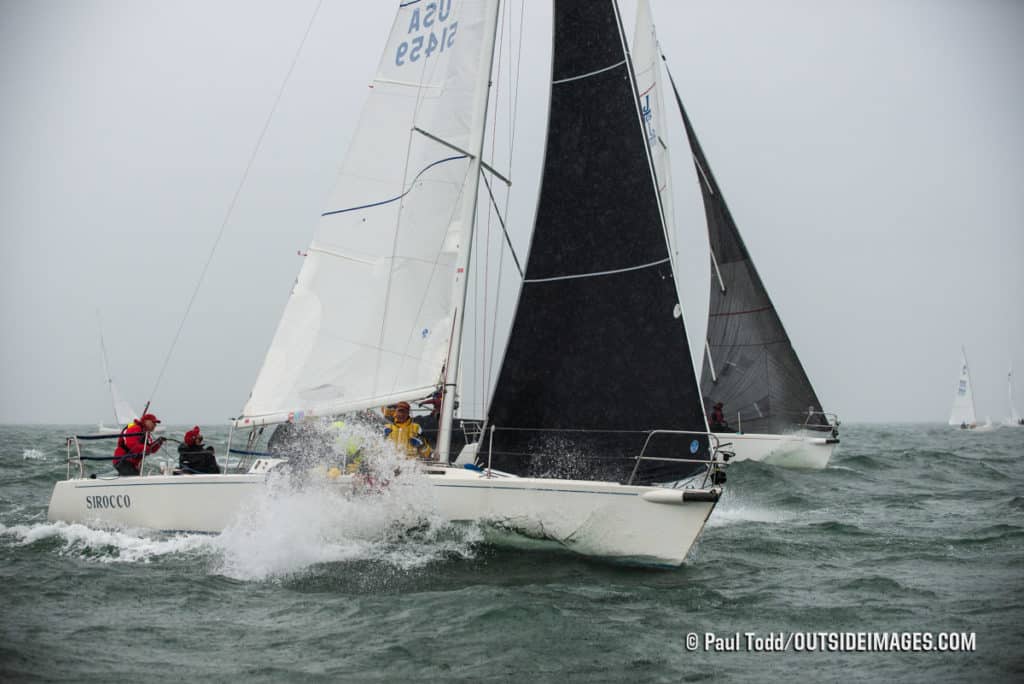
[241,0,500,427]
[632,0,675,259]
[948,347,977,426]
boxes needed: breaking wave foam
[211,425,481,581]
[706,495,790,527]
[0,520,212,563]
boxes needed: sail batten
[551,59,627,84]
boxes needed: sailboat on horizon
[1005,367,1022,427]
[634,1,839,469]
[949,346,993,431]
[49,0,728,567]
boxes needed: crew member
[417,388,443,437]
[113,413,165,476]
[330,416,366,474]
[384,401,433,459]
[177,426,219,474]
[708,401,731,432]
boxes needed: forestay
[485,0,709,485]
[240,0,499,427]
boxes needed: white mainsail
[240,0,500,427]
[632,0,674,257]
[948,346,977,427]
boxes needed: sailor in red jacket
[113,413,165,476]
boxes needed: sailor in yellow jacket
[384,401,433,459]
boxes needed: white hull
[48,467,719,567]
[714,432,838,469]
[956,419,997,432]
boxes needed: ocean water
[0,423,1021,682]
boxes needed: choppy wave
[0,520,212,563]
[705,495,791,527]
[0,422,1021,681]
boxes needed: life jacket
[114,422,138,462]
[384,418,432,459]
[113,422,158,464]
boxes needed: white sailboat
[1005,368,1023,427]
[634,1,839,469]
[49,0,727,566]
[948,346,993,430]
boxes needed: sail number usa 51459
[396,0,457,66]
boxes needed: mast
[437,1,502,462]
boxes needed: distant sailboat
[1006,368,1023,427]
[948,347,991,430]
[635,1,839,468]
[97,314,140,434]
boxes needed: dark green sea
[0,424,1021,682]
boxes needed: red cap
[395,401,411,411]
[139,413,161,425]
[184,426,201,446]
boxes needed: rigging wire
[146,0,324,408]
[486,0,526,401]
[480,172,523,278]
[480,1,509,413]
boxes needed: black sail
[484,0,709,484]
[662,67,829,434]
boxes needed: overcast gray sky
[1,0,1022,426]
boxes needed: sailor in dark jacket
[178,426,219,474]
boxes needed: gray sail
[662,63,829,434]
[484,0,709,484]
